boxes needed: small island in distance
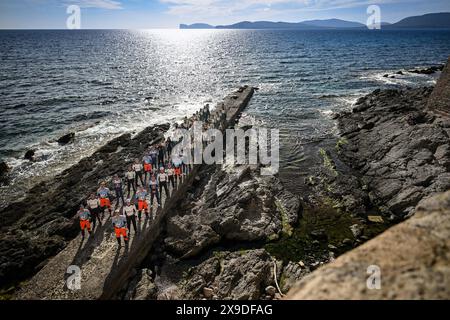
[180,12,450,29]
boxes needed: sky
[0,0,449,29]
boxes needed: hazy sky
[0,0,449,29]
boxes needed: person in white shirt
[158,167,169,200]
[133,159,145,188]
[126,166,136,196]
[123,199,137,234]
[86,193,102,229]
[166,163,175,189]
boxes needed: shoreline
[1,61,449,299]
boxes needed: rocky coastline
[1,60,449,300]
[121,61,450,300]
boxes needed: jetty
[15,86,255,300]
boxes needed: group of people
[74,103,222,247]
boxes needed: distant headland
[180,12,450,29]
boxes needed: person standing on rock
[165,137,173,159]
[158,166,169,201]
[112,174,125,206]
[112,209,128,247]
[143,153,153,185]
[97,182,112,218]
[87,193,102,229]
[149,147,158,167]
[166,162,175,189]
[173,161,182,185]
[123,199,137,234]
[76,205,92,238]
[135,186,149,221]
[125,166,136,196]
[133,159,145,188]
[149,173,161,210]
[158,144,165,168]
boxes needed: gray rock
[125,269,157,300]
[180,249,274,300]
[165,165,300,258]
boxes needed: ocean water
[1,29,450,204]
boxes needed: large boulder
[164,165,301,258]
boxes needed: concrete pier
[15,86,255,300]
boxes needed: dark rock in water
[408,65,444,75]
[57,132,75,145]
[0,161,9,176]
[24,150,35,161]
[396,71,404,75]
[0,161,9,184]
[383,74,389,78]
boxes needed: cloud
[65,0,123,9]
[159,0,411,18]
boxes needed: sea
[1,29,450,205]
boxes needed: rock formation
[286,190,450,299]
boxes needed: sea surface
[1,29,450,205]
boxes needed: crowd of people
[74,103,227,247]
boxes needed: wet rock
[427,58,450,116]
[0,161,9,183]
[408,65,444,75]
[24,150,35,161]
[180,249,274,300]
[57,132,75,145]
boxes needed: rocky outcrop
[427,57,450,116]
[57,132,75,145]
[0,161,9,184]
[286,190,450,300]
[180,249,276,300]
[0,124,169,289]
[164,164,301,258]
[24,149,35,161]
[320,87,450,219]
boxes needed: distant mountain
[180,12,450,30]
[388,12,450,28]
[180,23,215,29]
[215,21,317,29]
[302,18,364,28]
